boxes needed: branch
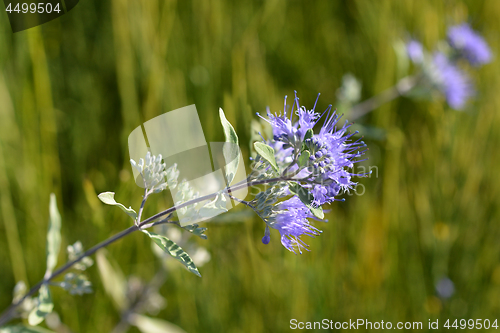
[349,75,419,121]
[0,175,293,326]
[0,225,138,327]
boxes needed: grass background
[1,0,500,332]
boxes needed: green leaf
[0,325,56,333]
[45,194,61,276]
[254,142,279,172]
[304,128,314,141]
[198,193,228,219]
[130,314,187,333]
[28,285,53,326]
[219,108,240,184]
[181,224,208,240]
[96,250,127,311]
[308,206,324,220]
[142,230,201,277]
[297,150,310,168]
[97,192,137,220]
[288,183,324,219]
[12,281,27,303]
[219,108,238,148]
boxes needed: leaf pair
[198,192,228,219]
[97,192,201,276]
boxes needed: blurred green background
[1,0,500,332]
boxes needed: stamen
[313,93,321,111]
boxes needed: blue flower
[262,94,367,204]
[448,23,492,66]
[311,111,367,204]
[407,40,424,64]
[435,277,455,299]
[297,106,319,139]
[270,197,320,254]
[432,52,473,110]
[261,105,297,144]
[255,93,368,252]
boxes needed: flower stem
[349,75,419,121]
[136,187,152,227]
[137,176,288,228]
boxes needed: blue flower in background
[432,52,473,110]
[436,277,455,299]
[448,23,492,66]
[407,40,424,64]
[405,22,490,110]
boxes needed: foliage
[0,1,499,332]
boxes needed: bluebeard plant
[252,93,368,254]
[406,23,491,110]
[0,97,369,328]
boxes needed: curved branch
[0,175,294,326]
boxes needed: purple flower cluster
[310,109,366,204]
[256,93,367,253]
[406,23,491,110]
[448,23,492,66]
[432,52,473,110]
[272,197,321,254]
[407,40,424,64]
